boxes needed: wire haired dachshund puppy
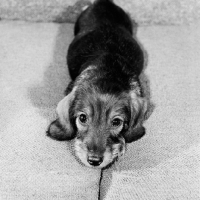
[47,0,149,169]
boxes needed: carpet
[0,20,200,200]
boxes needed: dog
[47,0,149,169]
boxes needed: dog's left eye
[79,113,88,124]
[111,118,123,127]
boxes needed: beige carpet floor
[0,21,200,200]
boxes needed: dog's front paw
[46,119,74,141]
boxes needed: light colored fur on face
[74,136,126,169]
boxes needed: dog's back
[67,0,144,83]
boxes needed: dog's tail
[93,0,133,34]
[93,0,114,6]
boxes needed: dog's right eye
[78,114,88,124]
[111,118,123,128]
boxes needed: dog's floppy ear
[124,92,148,143]
[47,87,77,141]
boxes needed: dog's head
[47,72,147,168]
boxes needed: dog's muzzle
[75,137,126,168]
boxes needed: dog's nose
[87,156,103,166]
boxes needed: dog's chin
[74,138,126,169]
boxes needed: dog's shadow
[28,0,91,121]
[28,23,72,121]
